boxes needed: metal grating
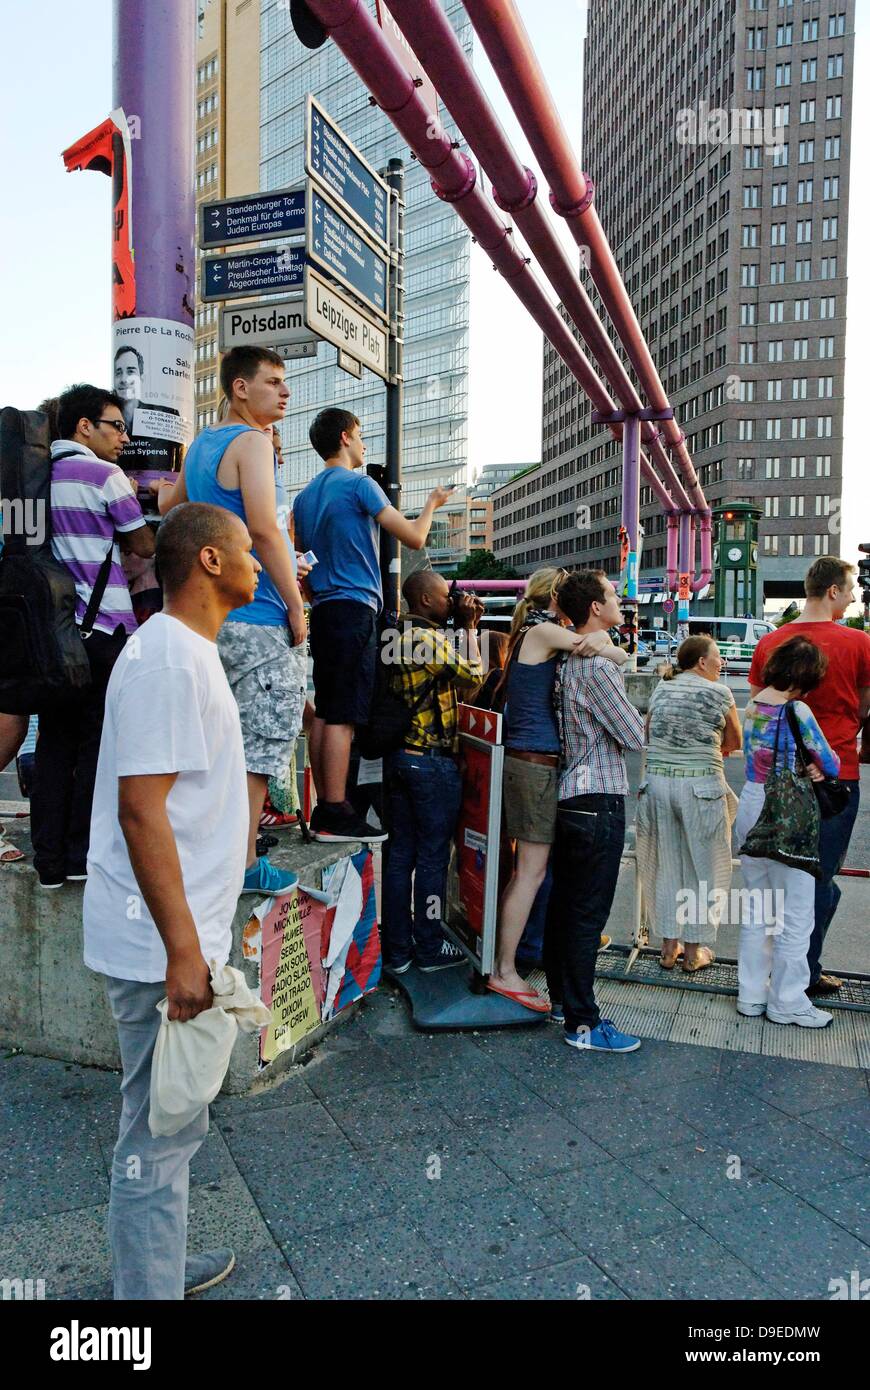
[593,945,870,1013]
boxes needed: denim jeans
[104,976,209,1300]
[809,779,860,983]
[544,794,626,1031]
[382,751,463,967]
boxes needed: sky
[0,0,866,568]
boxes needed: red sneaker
[259,807,299,830]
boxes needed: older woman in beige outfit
[635,636,742,971]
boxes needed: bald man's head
[402,569,448,616]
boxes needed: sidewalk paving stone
[457,1106,608,1181]
[787,1098,870,1161]
[318,1079,459,1147]
[406,1183,577,1289]
[588,1222,778,1300]
[364,1131,511,1206]
[624,1137,782,1219]
[285,1212,464,1300]
[524,1161,690,1246]
[719,1052,870,1115]
[229,1146,405,1244]
[719,1115,869,1200]
[217,1098,350,1166]
[467,1254,628,1300]
[692,1189,870,1299]
[211,1068,314,1119]
[300,1035,407,1101]
[802,1172,870,1242]
[564,1091,702,1159]
[656,1076,791,1143]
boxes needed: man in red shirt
[749,557,870,995]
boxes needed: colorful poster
[255,889,321,1065]
[113,316,194,473]
[320,849,381,1020]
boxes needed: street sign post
[303,266,389,381]
[199,188,306,249]
[218,297,319,353]
[201,245,305,302]
[305,94,389,251]
[306,182,389,320]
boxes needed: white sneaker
[766,1003,833,1028]
[737,1000,766,1017]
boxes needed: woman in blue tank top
[487,569,587,1012]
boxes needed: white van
[685,616,776,673]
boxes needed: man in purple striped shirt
[544,570,646,1054]
[31,384,155,888]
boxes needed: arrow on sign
[469,713,477,731]
[483,716,493,736]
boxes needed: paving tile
[0,1112,109,1225]
[658,1077,788,1142]
[730,1115,869,1199]
[187,1169,281,1253]
[287,1213,463,1300]
[565,1092,700,1158]
[365,1130,510,1206]
[695,1189,870,1299]
[96,1124,239,1187]
[720,1053,868,1116]
[525,1161,688,1248]
[0,1202,111,1299]
[796,1099,870,1161]
[218,1098,349,1167]
[590,1222,777,1300]
[235,1147,404,1243]
[615,1037,724,1091]
[370,1030,499,1082]
[625,1137,783,1219]
[300,1036,406,1101]
[211,1068,314,1118]
[419,1067,554,1127]
[468,1254,628,1300]
[459,1106,605,1180]
[322,1080,458,1147]
[801,1172,870,1242]
[407,1184,576,1288]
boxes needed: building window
[739,342,757,364]
[823,176,839,201]
[768,340,784,362]
[738,419,754,441]
[790,456,806,478]
[767,419,782,440]
[800,99,815,123]
[816,455,831,477]
[765,458,781,480]
[822,217,838,241]
[742,225,760,248]
[768,380,783,402]
[795,300,810,322]
[817,416,833,438]
[819,335,835,358]
[825,136,841,160]
[771,222,787,246]
[793,338,809,361]
[792,378,807,400]
[791,418,807,439]
[828,55,844,80]
[788,535,805,556]
[764,496,780,517]
[820,257,838,279]
[801,59,817,82]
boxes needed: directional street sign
[218,296,319,353]
[337,350,363,379]
[199,188,306,249]
[201,245,305,302]
[638,575,665,592]
[303,266,389,382]
[306,183,389,320]
[305,95,389,252]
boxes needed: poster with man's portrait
[112,316,194,473]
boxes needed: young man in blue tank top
[156,347,306,895]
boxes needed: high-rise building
[259,0,472,511]
[494,0,853,606]
[194,1,261,431]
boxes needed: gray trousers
[104,976,208,1301]
[635,772,736,944]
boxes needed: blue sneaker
[564,1018,641,1053]
[548,1003,565,1024]
[241,857,298,895]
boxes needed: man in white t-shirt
[84,502,258,1300]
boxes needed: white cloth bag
[149,962,271,1137]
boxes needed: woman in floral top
[735,634,839,1028]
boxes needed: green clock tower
[713,502,762,618]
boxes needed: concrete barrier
[0,819,365,1095]
[624,668,662,712]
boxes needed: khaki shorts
[502,754,559,844]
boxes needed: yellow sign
[260,890,320,1064]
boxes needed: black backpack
[356,618,446,760]
[0,407,113,714]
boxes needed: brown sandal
[683,947,715,974]
[659,945,684,970]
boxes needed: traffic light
[290,0,328,48]
[859,543,870,600]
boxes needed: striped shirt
[388,617,483,752]
[554,654,645,798]
[49,441,146,636]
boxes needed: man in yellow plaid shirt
[382,571,483,973]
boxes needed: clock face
[728,546,742,562]
[751,545,758,565]
[713,546,719,566]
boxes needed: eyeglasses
[94,419,129,436]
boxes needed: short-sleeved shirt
[749,622,870,780]
[50,441,146,635]
[743,699,840,784]
[83,613,248,983]
[292,465,389,611]
[647,672,736,772]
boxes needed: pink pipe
[679,511,695,585]
[384,0,693,516]
[692,509,713,593]
[305,0,680,514]
[464,0,708,514]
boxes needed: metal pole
[621,413,641,671]
[113,0,196,467]
[381,158,405,624]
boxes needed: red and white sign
[458,704,502,746]
[376,0,440,125]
